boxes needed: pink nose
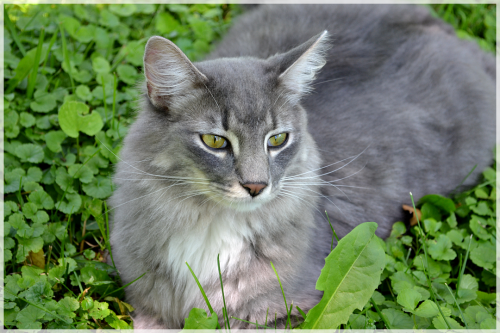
[242,183,267,197]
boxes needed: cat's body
[109,4,495,329]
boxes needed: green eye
[201,134,227,149]
[268,133,287,147]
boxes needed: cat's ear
[143,36,208,110]
[274,31,330,104]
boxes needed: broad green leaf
[16,305,45,329]
[4,275,22,300]
[188,17,213,41]
[396,288,421,312]
[418,194,456,213]
[125,40,145,66]
[381,308,413,329]
[68,164,94,183]
[302,222,385,329]
[58,101,104,138]
[5,201,20,216]
[81,296,94,310]
[183,308,219,329]
[427,234,456,261]
[446,212,457,228]
[29,190,55,210]
[26,166,43,182]
[99,9,120,27]
[471,201,493,216]
[106,312,132,329]
[414,300,439,318]
[45,130,67,153]
[36,115,52,129]
[74,25,95,43]
[9,213,32,238]
[59,14,81,37]
[117,64,138,85]
[89,301,111,320]
[109,4,137,16]
[31,210,49,224]
[22,202,38,220]
[390,221,406,238]
[19,112,36,127]
[82,176,113,199]
[156,12,181,34]
[469,215,491,240]
[420,203,441,222]
[16,143,44,163]
[92,56,111,74]
[18,278,53,304]
[16,237,44,263]
[4,168,25,193]
[55,167,76,193]
[476,291,496,305]
[459,274,478,291]
[76,85,93,101]
[23,181,43,192]
[57,257,78,274]
[30,92,57,113]
[432,314,463,329]
[57,296,80,318]
[56,193,82,214]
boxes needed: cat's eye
[268,133,288,147]
[201,134,228,149]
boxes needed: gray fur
[109,4,495,329]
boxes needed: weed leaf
[302,222,385,329]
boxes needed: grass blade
[217,254,230,329]
[325,210,339,250]
[59,22,75,93]
[270,261,291,329]
[444,283,468,329]
[5,6,26,56]
[27,28,45,99]
[370,297,391,329]
[456,234,472,298]
[103,202,116,270]
[185,261,221,329]
[100,271,147,299]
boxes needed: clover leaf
[16,143,44,163]
[59,101,104,138]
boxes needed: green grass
[3,3,496,329]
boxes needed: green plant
[3,3,236,329]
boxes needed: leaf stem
[370,298,391,329]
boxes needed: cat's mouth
[201,182,276,211]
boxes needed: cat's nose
[242,183,267,197]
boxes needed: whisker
[283,153,359,180]
[311,76,346,86]
[287,145,369,181]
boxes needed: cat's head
[138,31,329,211]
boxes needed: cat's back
[207,4,496,238]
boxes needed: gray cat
[109,4,495,329]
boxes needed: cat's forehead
[193,57,291,134]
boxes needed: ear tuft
[277,31,330,104]
[143,36,207,109]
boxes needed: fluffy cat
[109,4,495,329]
